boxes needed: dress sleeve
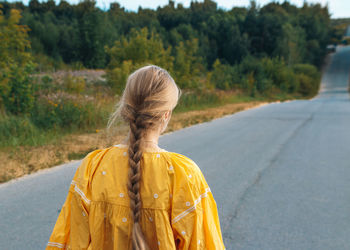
[170,158,226,250]
[46,149,102,250]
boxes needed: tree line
[0,0,332,116]
[1,0,331,69]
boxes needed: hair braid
[107,64,181,249]
[127,108,150,250]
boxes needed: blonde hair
[107,64,181,249]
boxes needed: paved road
[346,25,350,37]
[1,47,350,250]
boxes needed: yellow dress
[46,144,226,250]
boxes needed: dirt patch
[0,100,269,183]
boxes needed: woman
[47,65,226,249]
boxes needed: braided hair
[107,65,181,249]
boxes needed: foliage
[293,64,320,96]
[330,18,350,44]
[30,95,109,130]
[0,0,331,148]
[0,6,36,114]
[63,75,86,94]
[0,0,332,72]
[105,27,174,94]
[209,59,235,90]
[105,60,133,94]
[173,38,204,89]
[0,114,41,147]
[174,89,222,113]
[205,55,320,97]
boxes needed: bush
[33,53,65,72]
[0,8,36,115]
[174,89,221,112]
[209,59,232,90]
[1,63,36,115]
[105,27,175,93]
[275,67,296,93]
[293,64,319,79]
[0,114,41,147]
[63,75,86,94]
[106,60,133,95]
[33,74,60,94]
[30,96,109,130]
[293,64,320,96]
[296,73,315,96]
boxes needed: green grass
[174,90,223,113]
[0,88,314,150]
[0,115,57,148]
[0,112,108,149]
[173,89,306,114]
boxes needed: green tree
[76,0,106,68]
[0,6,35,114]
[209,59,231,90]
[105,27,174,94]
[173,38,204,89]
[275,23,306,65]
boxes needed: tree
[76,0,106,68]
[105,27,174,94]
[174,38,204,88]
[275,23,306,65]
[0,6,35,114]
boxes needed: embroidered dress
[47,144,226,249]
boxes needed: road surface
[345,25,350,37]
[1,46,350,249]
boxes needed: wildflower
[96,129,99,133]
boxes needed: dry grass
[0,100,270,183]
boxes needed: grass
[0,72,318,184]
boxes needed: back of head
[107,64,181,249]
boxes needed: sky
[6,0,350,18]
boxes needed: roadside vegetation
[0,0,336,182]
[330,18,350,45]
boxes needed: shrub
[296,73,315,96]
[293,64,319,79]
[209,59,232,90]
[1,63,36,115]
[0,8,36,115]
[63,75,86,94]
[174,89,221,112]
[105,27,175,93]
[293,64,320,96]
[0,114,41,147]
[33,74,60,94]
[106,60,133,95]
[30,95,109,131]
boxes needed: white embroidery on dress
[172,187,211,223]
[71,180,91,204]
[47,242,66,248]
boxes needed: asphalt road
[1,46,350,250]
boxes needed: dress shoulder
[168,152,202,175]
[74,146,114,185]
[168,152,209,199]
[168,152,226,250]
